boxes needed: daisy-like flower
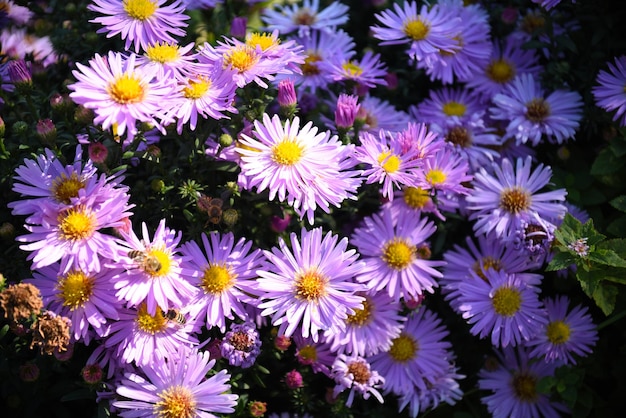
[261,0,349,38]
[293,334,336,377]
[26,262,123,345]
[457,269,547,347]
[357,94,412,134]
[245,30,305,75]
[386,186,446,221]
[256,227,367,342]
[412,86,486,128]
[479,346,569,418]
[420,0,492,84]
[68,51,176,141]
[490,73,583,146]
[466,35,542,98]
[164,66,238,134]
[236,113,362,224]
[1,0,34,25]
[396,121,445,160]
[88,0,189,53]
[220,322,262,368]
[135,41,199,81]
[466,156,567,240]
[351,207,444,301]
[113,345,237,417]
[372,1,460,62]
[104,301,199,367]
[416,145,473,196]
[527,295,598,365]
[324,290,406,357]
[593,55,626,126]
[331,354,385,407]
[113,219,198,316]
[442,233,540,312]
[352,129,421,201]
[370,308,453,396]
[326,50,388,88]
[180,231,266,333]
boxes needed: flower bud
[12,120,29,137]
[19,363,40,382]
[7,59,32,89]
[222,208,239,227]
[88,142,109,164]
[219,133,234,148]
[274,335,292,351]
[248,401,267,417]
[270,211,291,233]
[335,93,360,130]
[230,16,247,38]
[82,364,104,385]
[284,369,303,390]
[36,119,57,146]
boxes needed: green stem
[597,309,626,331]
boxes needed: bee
[128,250,162,275]
[164,309,187,325]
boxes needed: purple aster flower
[412,85,487,127]
[490,73,583,146]
[420,0,492,84]
[370,308,453,396]
[220,322,262,368]
[236,113,362,224]
[416,145,473,196]
[334,93,360,130]
[358,94,412,134]
[527,295,598,365]
[479,346,569,418]
[293,334,336,377]
[512,211,557,264]
[256,227,367,342]
[457,269,547,347]
[326,50,388,88]
[135,41,199,81]
[112,219,198,316]
[25,262,123,345]
[88,0,189,53]
[331,354,385,407]
[386,186,446,221]
[324,290,406,356]
[465,156,567,240]
[261,0,349,38]
[352,129,421,201]
[466,35,542,98]
[442,233,540,311]
[351,207,444,301]
[531,0,567,10]
[180,231,266,333]
[372,1,460,62]
[113,345,237,416]
[593,55,626,127]
[104,301,199,367]
[68,51,176,141]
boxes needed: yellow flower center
[525,98,551,122]
[272,138,303,166]
[154,385,197,418]
[57,270,94,310]
[382,238,415,270]
[404,19,429,41]
[521,14,546,34]
[346,297,372,327]
[294,269,328,301]
[472,256,502,281]
[377,151,401,173]
[145,42,180,63]
[388,333,418,362]
[246,32,279,51]
[298,345,318,362]
[425,169,447,186]
[491,286,522,317]
[445,126,472,148]
[546,320,571,345]
[123,0,157,20]
[201,264,234,294]
[302,53,321,76]
[58,206,96,241]
[51,172,85,204]
[442,101,467,117]
[403,187,430,209]
[108,73,145,104]
[342,61,363,77]
[499,187,531,214]
[136,303,167,334]
[487,59,515,84]
[183,77,211,99]
[347,360,371,384]
[143,247,171,277]
[512,373,538,402]
[224,45,259,73]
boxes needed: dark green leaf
[588,248,626,267]
[537,376,556,394]
[592,283,618,315]
[590,147,624,175]
[609,136,626,157]
[607,216,626,237]
[546,251,576,271]
[609,195,626,213]
[60,388,95,402]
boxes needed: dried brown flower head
[0,283,43,325]
[30,311,71,355]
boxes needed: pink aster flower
[220,321,262,368]
[256,227,367,342]
[68,51,176,141]
[112,219,198,316]
[135,41,200,81]
[352,129,421,201]
[236,113,362,224]
[179,231,267,332]
[416,145,473,196]
[261,0,350,38]
[398,363,464,417]
[293,334,336,377]
[357,94,412,134]
[113,345,237,416]
[351,207,444,301]
[326,50,388,88]
[490,73,583,146]
[526,295,598,365]
[88,0,189,53]
[331,354,385,407]
[593,55,626,127]
[465,156,567,240]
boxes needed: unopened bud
[19,363,40,382]
[219,133,234,148]
[36,119,57,145]
[230,16,247,38]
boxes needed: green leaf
[60,388,95,402]
[588,249,626,268]
[592,283,618,315]
[537,376,556,394]
[546,251,576,271]
[590,147,624,175]
[610,195,626,213]
[609,135,626,157]
[607,215,626,237]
